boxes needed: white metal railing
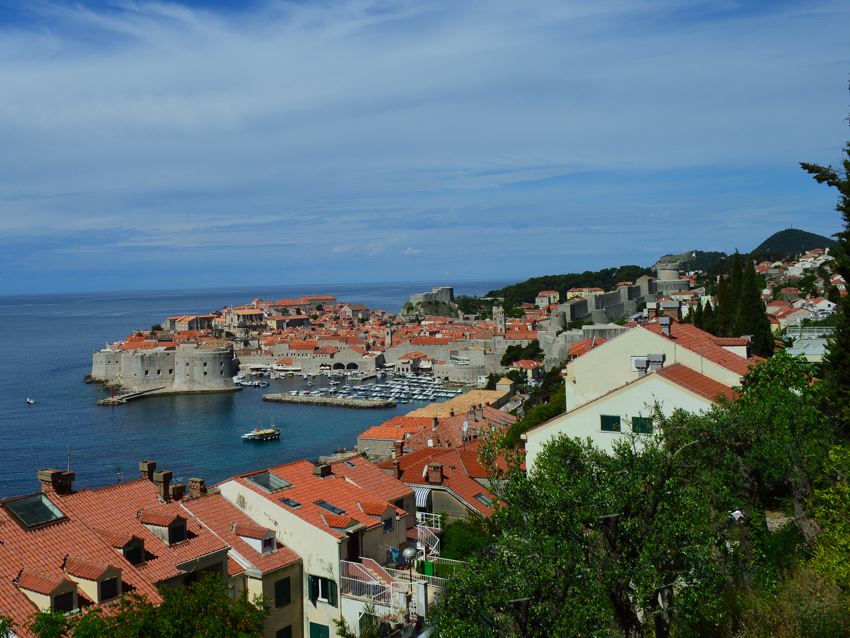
[416,525,440,559]
[786,326,835,338]
[415,512,444,529]
[340,562,405,617]
[385,567,449,590]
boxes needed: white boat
[26,397,35,405]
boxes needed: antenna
[116,467,122,484]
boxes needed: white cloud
[0,0,848,292]
[402,247,422,254]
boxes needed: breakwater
[262,394,396,409]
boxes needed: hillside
[753,228,836,254]
[486,265,651,305]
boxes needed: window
[474,494,492,506]
[5,493,67,528]
[263,536,275,552]
[100,577,119,601]
[274,577,291,608]
[383,517,393,533]
[144,370,149,376]
[168,369,173,374]
[53,591,74,612]
[156,369,161,375]
[600,415,621,432]
[343,460,357,468]
[245,472,293,493]
[123,544,144,565]
[276,627,293,638]
[279,497,301,509]
[169,523,186,545]
[632,417,653,434]
[315,500,345,516]
[308,575,337,607]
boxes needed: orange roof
[64,557,111,581]
[656,364,737,402]
[16,571,70,595]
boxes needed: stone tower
[385,327,393,347]
[493,305,506,333]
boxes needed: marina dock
[262,393,396,409]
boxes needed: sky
[1,0,849,294]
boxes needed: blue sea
[0,280,511,500]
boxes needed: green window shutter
[309,575,319,604]
[600,415,621,432]
[632,417,653,434]
[274,577,291,608]
[276,627,292,638]
[327,579,338,607]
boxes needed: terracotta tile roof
[181,493,300,576]
[360,502,387,516]
[323,514,356,529]
[233,523,268,540]
[504,330,540,340]
[16,571,69,595]
[656,364,737,402]
[138,510,181,527]
[55,479,229,585]
[639,320,761,376]
[92,528,137,549]
[64,557,111,581]
[710,338,749,347]
[358,417,431,441]
[569,337,606,357]
[329,456,413,503]
[224,461,403,540]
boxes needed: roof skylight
[279,497,301,509]
[5,493,67,528]
[315,500,346,516]
[245,472,293,493]
[343,461,357,468]
[474,494,492,507]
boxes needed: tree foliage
[25,572,267,638]
[487,266,652,305]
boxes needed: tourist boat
[242,415,280,441]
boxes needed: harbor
[262,394,396,408]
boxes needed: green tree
[27,572,267,638]
[692,298,704,330]
[433,426,721,638]
[716,276,733,336]
[733,261,774,357]
[801,101,850,416]
[703,298,717,335]
[812,444,850,589]
[729,251,743,311]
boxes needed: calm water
[0,280,511,499]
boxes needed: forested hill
[753,228,836,253]
[487,265,651,305]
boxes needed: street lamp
[402,546,417,582]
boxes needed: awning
[413,486,431,508]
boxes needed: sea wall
[262,394,396,409]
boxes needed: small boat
[26,397,35,405]
[242,415,280,441]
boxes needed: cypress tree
[692,299,704,330]
[703,299,717,335]
[716,276,733,337]
[733,262,774,357]
[729,251,743,309]
[802,99,850,413]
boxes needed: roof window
[5,493,67,528]
[279,497,301,509]
[315,500,346,516]
[474,494,492,506]
[343,461,357,468]
[245,472,293,493]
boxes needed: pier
[262,394,396,409]
[96,387,166,405]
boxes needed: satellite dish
[462,421,469,432]
[422,465,428,477]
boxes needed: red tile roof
[233,523,268,540]
[64,557,111,581]
[16,571,69,595]
[656,364,737,402]
[138,510,181,527]
[329,456,413,503]
[639,320,761,376]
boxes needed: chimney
[393,440,404,459]
[449,408,455,417]
[139,461,157,481]
[313,464,332,478]
[170,484,186,500]
[427,463,443,485]
[666,302,682,322]
[432,415,438,431]
[392,459,402,480]
[188,478,207,497]
[648,303,659,318]
[37,469,75,495]
[658,316,672,337]
[468,406,475,423]
[153,470,172,500]
[476,404,484,420]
